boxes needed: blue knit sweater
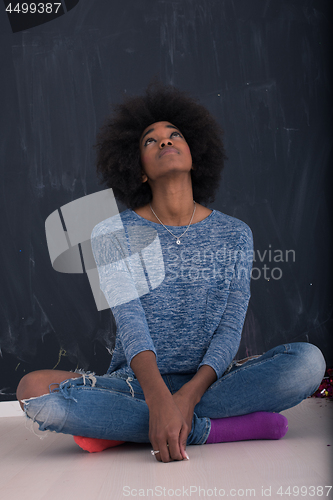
[91,209,253,379]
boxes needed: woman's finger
[179,425,190,460]
[157,441,172,463]
[167,435,184,461]
[151,447,162,462]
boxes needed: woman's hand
[172,365,218,440]
[130,351,189,463]
[148,394,189,463]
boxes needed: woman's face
[139,121,192,183]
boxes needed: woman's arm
[197,226,253,378]
[172,365,217,434]
[131,351,189,463]
[91,221,157,366]
[92,220,190,462]
[173,226,253,428]
[93,222,186,462]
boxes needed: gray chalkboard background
[0,0,332,401]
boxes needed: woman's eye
[144,137,155,146]
[171,131,182,138]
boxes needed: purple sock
[206,412,288,444]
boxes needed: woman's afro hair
[94,83,226,209]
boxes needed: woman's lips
[159,147,179,158]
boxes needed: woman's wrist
[179,365,217,405]
[144,384,173,407]
[175,382,201,406]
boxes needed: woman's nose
[159,138,173,148]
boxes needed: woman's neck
[134,192,212,227]
[134,176,212,226]
[145,175,194,224]
[150,195,196,226]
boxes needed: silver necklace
[149,201,196,245]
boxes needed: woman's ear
[142,172,148,183]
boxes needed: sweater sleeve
[91,219,157,367]
[197,225,253,379]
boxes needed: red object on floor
[311,369,333,399]
[73,436,125,453]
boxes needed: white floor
[0,398,332,500]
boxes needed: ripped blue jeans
[23,343,325,445]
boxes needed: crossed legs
[16,343,326,447]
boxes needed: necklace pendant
[176,239,181,245]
